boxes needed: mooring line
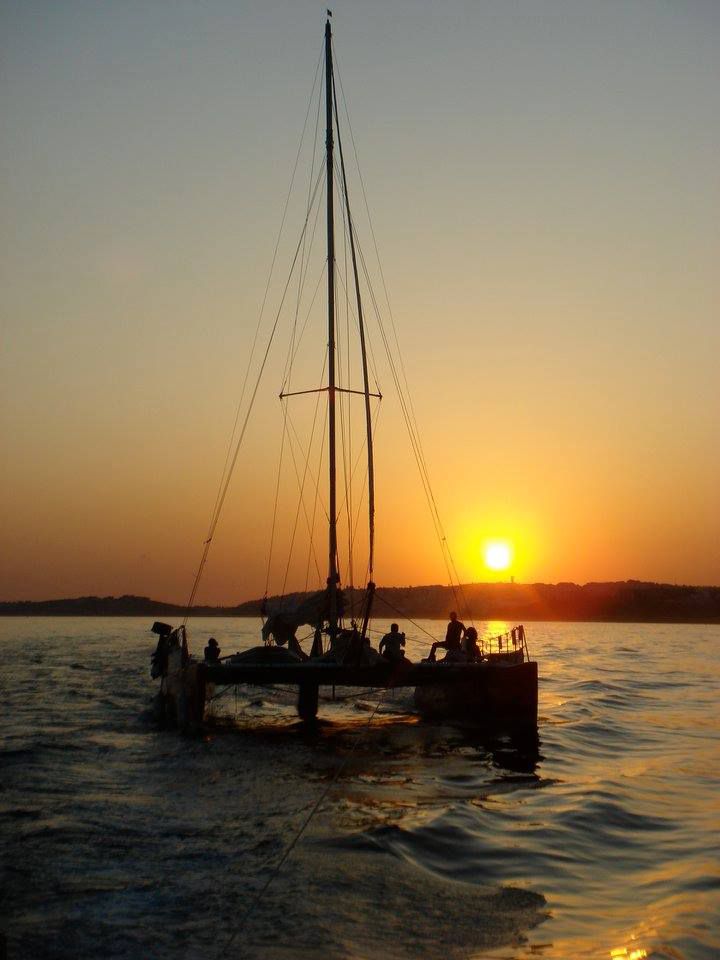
[214,686,391,959]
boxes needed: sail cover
[262,589,345,644]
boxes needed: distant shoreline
[1,614,718,625]
[1,581,719,624]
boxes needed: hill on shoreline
[1,581,719,623]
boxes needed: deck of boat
[204,657,535,688]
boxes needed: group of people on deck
[200,611,480,665]
[427,611,480,663]
[377,611,480,665]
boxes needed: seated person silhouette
[463,626,481,662]
[204,637,221,662]
[379,623,406,663]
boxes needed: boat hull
[413,660,538,722]
[200,656,538,724]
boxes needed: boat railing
[482,624,530,661]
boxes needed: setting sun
[484,540,513,572]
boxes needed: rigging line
[446,550,474,628]
[350,236,463,612]
[335,398,378,517]
[352,241,454,583]
[286,155,327,390]
[279,369,328,599]
[345,182,471,623]
[331,102,376,580]
[287,403,330,526]
[281,169,327,394]
[263,400,291,600]
[203,161,324,577]
[304,394,328,592]
[336,345,354,589]
[283,260,327,394]
[336,152,354,589]
[214,686,392,960]
[338,424,365,513]
[328,167,379,395]
[288,213,314,397]
[334,46,423,442]
[204,685,234,704]
[373,591,441,643]
[330,52,383,398]
[340,410,379,590]
[209,159,323,540]
[336,399,381,556]
[280,356,329,594]
[208,42,325,539]
[365,625,427,650]
[333,272,353,589]
[295,377,330,570]
[182,164,328,622]
[349,404,382,557]
[303,501,321,592]
[334,263,382,393]
[333,54,462,602]
[365,628,430,649]
[293,54,325,345]
[307,53,325,227]
[299,40,324,274]
[340,464,366,590]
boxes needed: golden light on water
[610,948,648,959]
[483,539,513,572]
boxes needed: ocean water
[1,618,718,960]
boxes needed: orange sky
[2,2,719,603]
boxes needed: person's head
[208,637,218,647]
[391,623,399,633]
[466,627,478,641]
[449,611,457,621]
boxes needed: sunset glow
[1,4,718,604]
[484,541,513,573]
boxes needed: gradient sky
[2,0,719,604]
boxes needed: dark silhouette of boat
[149,15,538,731]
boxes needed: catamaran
[149,15,538,730]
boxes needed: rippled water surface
[1,618,718,960]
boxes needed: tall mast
[332,75,375,584]
[325,15,339,639]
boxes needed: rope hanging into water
[213,688,392,960]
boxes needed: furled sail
[261,589,345,645]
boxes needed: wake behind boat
[149,15,538,730]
